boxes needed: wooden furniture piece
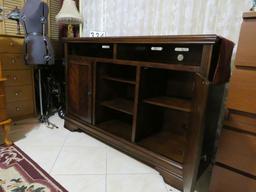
[0,35,36,120]
[0,119,12,145]
[64,35,234,192]
[0,53,12,145]
[209,12,256,192]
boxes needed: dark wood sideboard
[209,12,256,192]
[64,35,234,192]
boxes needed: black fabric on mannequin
[20,0,54,65]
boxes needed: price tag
[89,31,106,37]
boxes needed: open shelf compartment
[135,68,195,163]
[100,98,134,115]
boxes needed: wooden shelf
[102,75,136,85]
[97,119,132,140]
[144,96,192,112]
[138,131,186,163]
[101,98,134,115]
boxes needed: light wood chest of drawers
[0,35,36,120]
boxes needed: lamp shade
[56,0,83,24]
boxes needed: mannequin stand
[38,68,58,129]
[0,119,13,146]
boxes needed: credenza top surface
[64,34,232,44]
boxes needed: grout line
[105,146,108,192]
[49,128,71,174]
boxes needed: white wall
[80,0,251,44]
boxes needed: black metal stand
[37,68,58,129]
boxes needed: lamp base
[67,24,74,38]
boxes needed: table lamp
[56,0,83,38]
[7,6,21,35]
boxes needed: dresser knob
[11,59,16,64]
[177,54,184,61]
[16,107,21,111]
[13,76,17,80]
[9,42,14,47]
[15,92,20,96]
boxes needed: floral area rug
[0,145,67,192]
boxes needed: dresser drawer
[1,54,28,70]
[227,69,256,114]
[0,37,23,53]
[5,85,33,102]
[3,70,32,86]
[7,100,34,118]
[209,165,256,192]
[235,19,256,68]
[216,129,256,176]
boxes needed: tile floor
[3,115,181,192]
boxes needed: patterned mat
[0,145,67,192]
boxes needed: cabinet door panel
[68,59,92,123]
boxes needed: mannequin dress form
[20,0,54,65]
[19,0,57,128]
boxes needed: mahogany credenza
[64,35,234,192]
[209,12,256,192]
[0,35,36,120]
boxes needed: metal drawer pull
[16,107,21,111]
[175,47,189,52]
[13,76,17,80]
[9,42,14,46]
[177,54,184,61]
[151,46,163,51]
[11,58,16,64]
[102,45,110,49]
[15,91,21,96]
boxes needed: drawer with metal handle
[3,70,32,86]
[69,43,114,58]
[5,85,33,102]
[0,37,23,53]
[6,100,34,118]
[1,54,28,70]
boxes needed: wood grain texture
[227,69,256,114]
[209,165,256,192]
[216,129,256,176]
[235,18,256,67]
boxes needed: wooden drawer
[235,19,256,68]
[209,165,256,192]
[216,129,256,176]
[227,69,256,114]
[70,43,113,58]
[0,37,23,53]
[6,100,34,118]
[117,44,203,66]
[3,70,32,86]
[5,85,33,102]
[1,54,29,70]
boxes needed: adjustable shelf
[97,119,132,141]
[138,131,186,163]
[100,98,134,115]
[144,96,192,113]
[102,75,136,85]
